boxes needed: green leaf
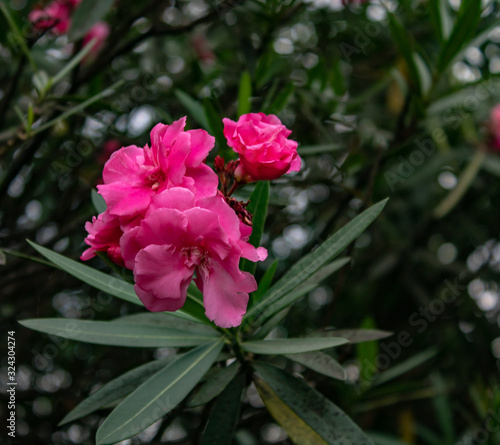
[251,308,290,341]
[285,351,346,381]
[96,340,224,444]
[413,52,432,97]
[59,356,177,425]
[27,240,142,306]
[264,83,294,115]
[241,181,270,275]
[203,99,227,153]
[188,362,240,407]
[372,348,438,387]
[313,329,392,344]
[429,0,453,42]
[252,259,278,305]
[298,144,344,155]
[91,189,107,214]
[357,317,379,386]
[111,312,217,335]
[69,0,115,41]
[243,198,388,328]
[242,337,348,355]
[237,71,252,116]
[387,14,422,94]
[174,89,210,131]
[19,318,220,347]
[254,363,374,445]
[437,0,482,73]
[200,373,245,445]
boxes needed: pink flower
[97,117,218,219]
[122,188,267,328]
[83,22,110,60]
[97,139,122,165]
[223,113,301,182]
[29,0,76,35]
[81,210,125,266]
[490,104,500,151]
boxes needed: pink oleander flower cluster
[29,0,109,59]
[82,114,300,327]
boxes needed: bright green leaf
[237,71,252,116]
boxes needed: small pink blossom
[122,188,267,328]
[490,104,500,151]
[83,22,110,60]
[223,113,301,182]
[97,117,218,219]
[29,0,77,35]
[81,210,125,266]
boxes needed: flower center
[146,170,166,191]
[182,246,205,268]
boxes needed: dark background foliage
[1,0,500,443]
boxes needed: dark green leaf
[203,99,227,154]
[357,317,379,386]
[241,181,270,275]
[19,318,220,347]
[252,259,278,305]
[200,373,245,445]
[174,90,210,130]
[264,83,294,115]
[254,363,374,445]
[69,0,115,41]
[242,337,347,355]
[96,340,223,444]
[311,329,392,343]
[429,0,453,42]
[237,71,252,116]
[243,199,388,328]
[285,351,346,381]
[59,356,177,425]
[188,362,240,407]
[437,0,482,73]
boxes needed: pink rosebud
[83,22,110,61]
[81,210,125,266]
[223,113,301,182]
[97,117,218,219]
[29,0,74,35]
[490,104,500,151]
[122,187,267,328]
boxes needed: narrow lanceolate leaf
[69,0,115,41]
[19,318,219,348]
[251,259,278,305]
[188,362,240,407]
[96,340,224,444]
[200,373,245,445]
[241,337,348,355]
[254,363,375,445]
[243,198,388,328]
[311,329,392,344]
[59,356,177,425]
[429,0,452,42]
[174,89,210,131]
[27,241,142,306]
[203,99,226,153]
[111,313,217,335]
[241,181,270,275]
[237,71,252,116]
[285,351,346,381]
[91,189,107,214]
[437,0,482,73]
